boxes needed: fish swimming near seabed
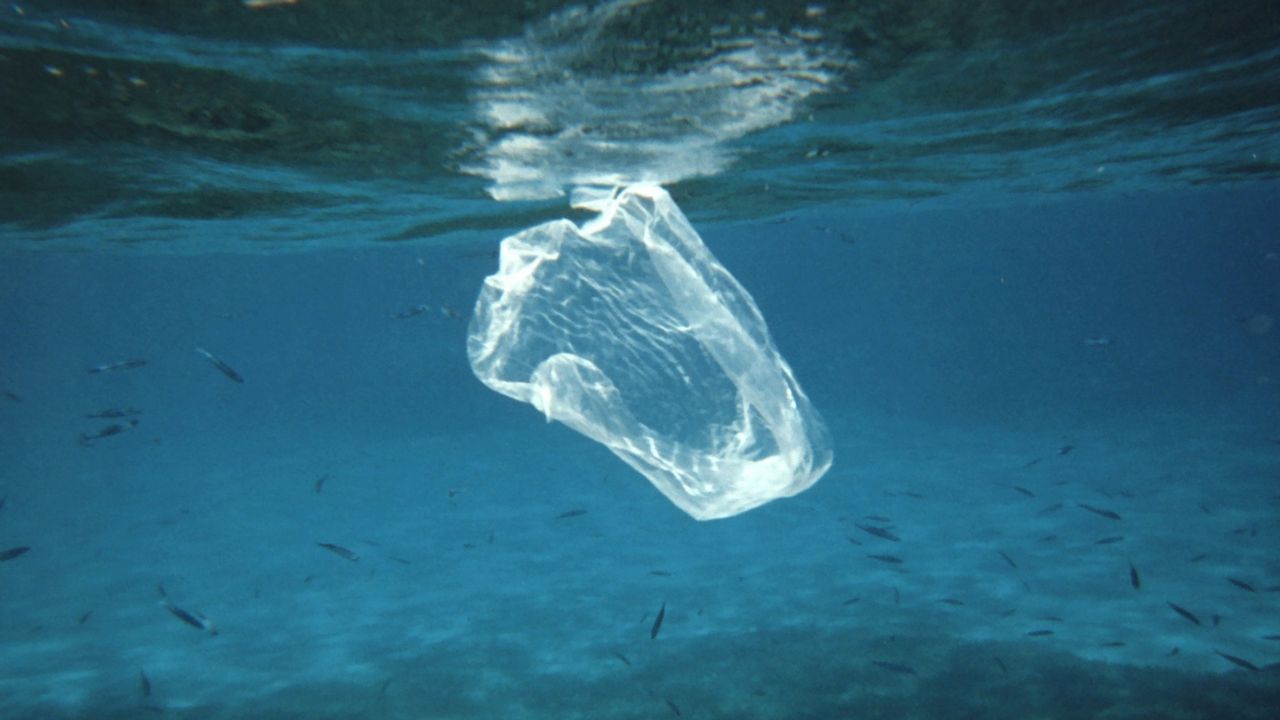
[194,347,245,383]
[1214,650,1260,672]
[0,546,31,561]
[163,602,218,635]
[871,660,917,675]
[1077,503,1122,521]
[1129,561,1141,590]
[87,358,147,374]
[650,602,666,640]
[1167,601,1202,626]
[317,542,360,561]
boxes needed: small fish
[2,390,22,402]
[903,491,926,499]
[1058,445,1074,455]
[1011,485,1036,498]
[664,698,682,717]
[611,652,631,667]
[1022,457,1042,468]
[164,602,218,635]
[139,668,152,697]
[1129,562,1141,590]
[1077,503,1122,521]
[1226,578,1257,593]
[867,554,904,564]
[1214,650,1260,672]
[392,304,430,319]
[1038,534,1058,542]
[841,596,861,606]
[1100,641,1127,648]
[993,657,1008,674]
[939,598,965,606]
[77,611,93,625]
[1082,337,1114,347]
[1035,502,1064,516]
[556,509,587,519]
[650,602,666,640]
[871,660,917,675]
[1035,615,1064,623]
[997,551,1018,569]
[1166,601,1201,626]
[1212,614,1222,627]
[0,546,31,561]
[1188,553,1209,563]
[1026,630,1055,637]
[316,542,360,561]
[1095,536,1125,545]
[87,358,147,374]
[648,570,672,577]
[856,523,901,542]
[314,474,329,494]
[79,419,139,444]
[863,515,893,523]
[85,408,141,418]
[378,677,393,695]
[194,347,245,383]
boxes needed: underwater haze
[3,1,1280,718]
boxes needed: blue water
[3,2,1280,718]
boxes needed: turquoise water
[3,2,1280,718]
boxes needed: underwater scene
[2,1,1280,718]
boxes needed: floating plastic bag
[467,185,832,520]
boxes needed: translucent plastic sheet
[468,185,831,519]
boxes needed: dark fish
[1100,641,1126,648]
[139,668,151,697]
[846,536,864,546]
[867,554,904,564]
[940,598,965,606]
[1036,615,1064,622]
[79,419,139,444]
[1026,630,1055,637]
[85,408,141,418]
[903,491,926,499]
[164,603,217,635]
[893,587,900,605]
[1035,502,1064,516]
[156,583,167,598]
[1011,485,1035,498]
[1038,534,1059,542]
[393,304,429,319]
[1022,457,1042,468]
[856,523,901,542]
[2,390,21,402]
[556,509,587,519]
[378,677,393,695]
[1129,562,1141,590]
[611,652,631,667]
[1077,503,1122,521]
[77,611,93,625]
[1058,445,1074,455]
[648,570,672,577]
[316,542,360,561]
[1188,553,1209,563]
[87,358,147,374]
[864,515,893,523]
[0,546,31,561]
[1166,601,1202,626]
[664,698,682,717]
[650,602,666,640]
[194,347,245,383]
[1227,578,1257,593]
[1212,614,1222,627]
[1094,536,1124,545]
[993,657,1008,674]
[1214,650,1260,672]
[841,596,861,605]
[871,660,917,675]
[314,474,329,494]
[997,551,1018,569]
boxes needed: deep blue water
[3,2,1280,719]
